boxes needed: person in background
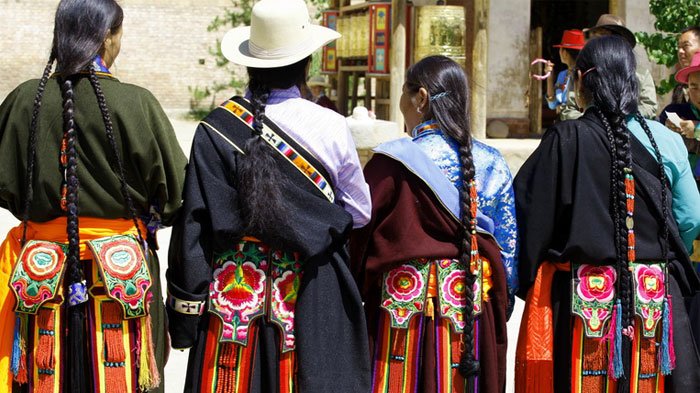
[543,29,585,119]
[672,26,700,105]
[660,51,700,268]
[660,51,700,174]
[0,0,187,391]
[515,35,700,392]
[166,0,372,391]
[560,14,658,120]
[352,55,514,393]
[307,75,339,113]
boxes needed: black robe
[167,99,370,392]
[514,109,700,392]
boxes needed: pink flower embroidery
[441,270,466,308]
[576,265,616,303]
[211,261,265,311]
[635,265,665,304]
[385,265,424,302]
[273,270,299,316]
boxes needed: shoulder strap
[200,96,336,203]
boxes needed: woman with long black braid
[515,35,700,393]
[166,0,372,391]
[0,0,186,392]
[350,55,514,393]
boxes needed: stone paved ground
[0,113,535,392]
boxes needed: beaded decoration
[624,167,635,262]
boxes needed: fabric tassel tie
[11,314,28,384]
[102,302,127,393]
[36,308,57,393]
[624,169,636,263]
[610,300,624,380]
[138,301,161,391]
[658,295,675,375]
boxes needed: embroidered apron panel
[88,235,152,319]
[208,241,303,352]
[380,258,431,329]
[630,262,666,338]
[10,240,68,314]
[571,264,617,338]
[381,257,487,332]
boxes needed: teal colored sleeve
[668,136,700,252]
[628,119,700,252]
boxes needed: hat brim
[221,25,340,69]
[307,82,330,87]
[675,65,700,84]
[585,25,636,48]
[553,43,584,50]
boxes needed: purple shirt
[247,86,371,227]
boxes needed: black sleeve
[166,124,244,349]
[513,127,569,298]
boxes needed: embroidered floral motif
[213,261,266,312]
[572,264,616,338]
[88,235,152,319]
[11,241,68,314]
[576,265,616,303]
[209,243,268,344]
[436,258,484,332]
[269,249,303,352]
[441,270,466,308]
[631,262,666,337]
[635,265,665,303]
[209,241,303,351]
[385,265,425,302]
[380,259,430,329]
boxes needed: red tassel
[35,308,56,393]
[216,343,238,393]
[102,302,127,393]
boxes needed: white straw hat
[221,0,341,68]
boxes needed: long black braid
[59,76,89,393]
[457,140,480,380]
[87,68,144,244]
[634,113,670,259]
[21,57,56,244]
[597,108,635,378]
[59,78,82,290]
[236,57,309,243]
[405,55,480,381]
[24,1,126,390]
[576,36,642,390]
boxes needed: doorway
[530,0,609,129]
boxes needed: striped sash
[201,97,336,203]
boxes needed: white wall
[486,0,531,119]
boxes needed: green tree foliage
[636,0,700,94]
[188,0,329,118]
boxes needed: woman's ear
[416,87,429,113]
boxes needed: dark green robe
[0,74,186,224]
[0,74,187,392]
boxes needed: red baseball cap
[553,30,585,51]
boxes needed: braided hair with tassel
[405,55,481,384]
[22,1,125,390]
[575,35,674,390]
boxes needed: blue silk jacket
[412,120,519,314]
